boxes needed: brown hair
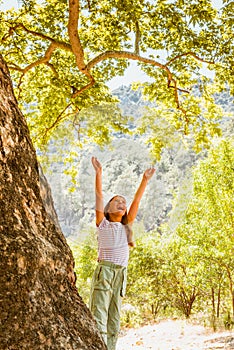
[104,196,135,247]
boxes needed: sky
[0,0,19,10]
[1,0,220,89]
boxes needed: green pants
[90,261,127,350]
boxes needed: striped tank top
[97,217,129,267]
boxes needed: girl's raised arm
[91,157,104,226]
[127,168,155,224]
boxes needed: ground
[116,319,234,350]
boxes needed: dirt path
[116,320,234,350]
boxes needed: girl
[89,156,155,350]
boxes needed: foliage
[126,233,167,319]
[69,230,98,305]
[126,231,202,320]
[1,0,233,155]
[174,138,234,323]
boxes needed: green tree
[127,233,166,320]
[127,231,202,320]
[175,139,234,325]
[126,139,234,323]
[1,0,233,155]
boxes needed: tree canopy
[1,0,233,155]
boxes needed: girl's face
[108,196,127,216]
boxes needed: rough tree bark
[0,55,106,349]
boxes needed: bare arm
[91,157,104,226]
[127,168,155,224]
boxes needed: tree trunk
[211,287,217,331]
[0,55,106,350]
[217,284,221,318]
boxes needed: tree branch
[68,0,85,71]
[71,80,95,98]
[15,42,59,98]
[166,51,215,66]
[39,102,73,143]
[168,77,188,122]
[86,50,169,71]
[2,23,72,52]
[86,50,188,110]
[3,5,217,115]
[68,0,96,96]
[23,42,58,73]
[4,14,95,100]
[45,62,59,78]
[134,21,141,55]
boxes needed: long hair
[104,196,135,247]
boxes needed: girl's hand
[91,157,102,173]
[143,167,155,180]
